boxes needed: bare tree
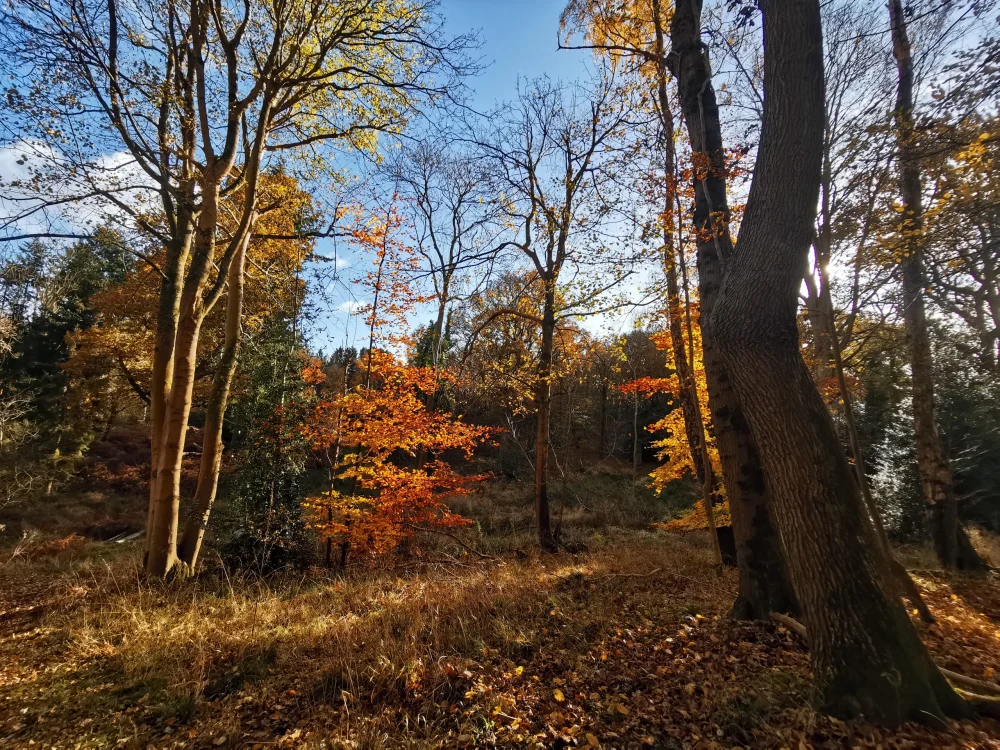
[473,72,644,551]
[387,140,501,375]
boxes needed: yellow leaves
[553,688,566,702]
[656,499,732,533]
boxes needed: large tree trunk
[667,0,796,616]
[535,281,557,552]
[711,0,967,724]
[177,229,250,570]
[888,0,985,572]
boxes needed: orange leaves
[303,351,494,558]
[616,376,674,396]
[341,194,432,350]
[656,499,732,533]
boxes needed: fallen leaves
[2,536,1000,748]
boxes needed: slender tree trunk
[535,281,557,552]
[147,308,205,577]
[712,0,967,723]
[815,203,935,620]
[146,186,221,578]
[651,0,722,564]
[889,0,985,572]
[667,0,796,615]
[599,379,607,453]
[632,392,641,473]
[177,229,251,569]
[145,218,192,560]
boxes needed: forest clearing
[3,472,1000,748]
[4,0,1000,745]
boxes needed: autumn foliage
[303,350,494,559]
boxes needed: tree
[387,139,501,378]
[475,72,642,551]
[454,270,589,484]
[562,0,724,565]
[303,350,492,562]
[669,0,796,616]
[562,0,795,614]
[711,0,967,723]
[0,0,473,576]
[888,0,986,571]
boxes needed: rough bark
[712,0,967,723]
[888,0,986,572]
[177,229,250,570]
[535,282,557,552]
[667,0,796,615]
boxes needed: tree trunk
[632,393,641,473]
[145,218,193,561]
[650,0,722,565]
[817,221,936,622]
[535,281,557,552]
[599,379,607,453]
[177,229,251,570]
[147,308,205,577]
[667,0,796,616]
[888,0,985,572]
[712,0,967,724]
[146,186,222,578]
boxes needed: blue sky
[439,0,588,108]
[309,0,604,354]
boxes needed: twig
[404,523,497,560]
[597,567,663,580]
[769,612,1000,697]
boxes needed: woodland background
[3,0,1000,746]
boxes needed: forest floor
[2,478,1000,748]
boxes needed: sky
[309,0,609,354]
[438,0,586,108]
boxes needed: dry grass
[0,530,724,748]
[3,479,1000,748]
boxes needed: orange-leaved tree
[303,350,493,562]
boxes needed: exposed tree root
[770,612,1000,703]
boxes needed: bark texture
[888,0,985,572]
[711,0,966,723]
[668,0,796,616]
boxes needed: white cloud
[338,299,365,314]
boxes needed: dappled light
[3,0,1000,745]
